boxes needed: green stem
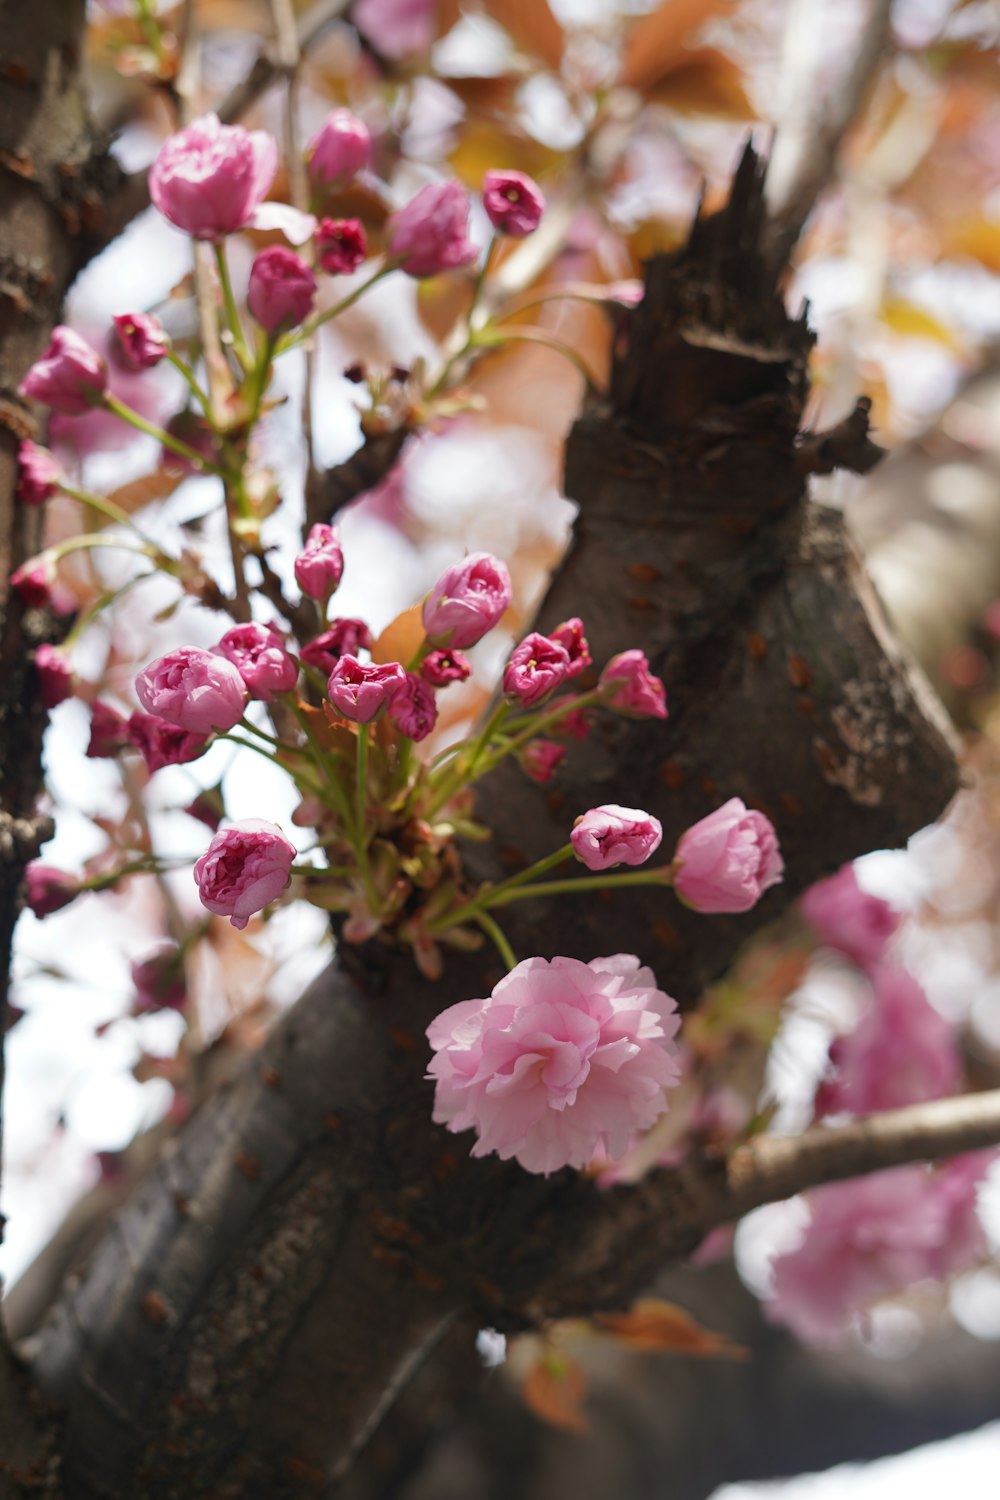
[353,726,380,910]
[278,262,394,352]
[483,868,671,909]
[50,533,157,565]
[426,700,509,816]
[474,908,517,971]
[473,328,599,391]
[483,842,574,898]
[59,481,157,544]
[213,241,251,369]
[104,393,225,474]
[216,733,325,797]
[473,690,600,780]
[286,700,356,830]
[165,350,212,416]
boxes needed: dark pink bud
[571,804,663,871]
[316,217,368,275]
[183,788,225,832]
[19,327,107,416]
[294,523,344,603]
[548,697,591,740]
[87,700,129,759]
[503,632,570,708]
[673,798,783,914]
[193,818,295,929]
[131,943,187,1013]
[24,863,80,918]
[423,552,511,649]
[149,113,277,241]
[113,312,169,370]
[300,617,374,675]
[599,649,667,720]
[215,622,298,702]
[307,109,371,184]
[17,441,62,505]
[136,647,248,735]
[247,246,317,334]
[387,182,478,278]
[327,655,405,723]
[420,648,471,686]
[519,739,565,782]
[549,617,591,680]
[11,556,58,610]
[162,410,219,474]
[482,169,545,237]
[126,711,209,774]
[34,643,74,708]
[388,671,437,742]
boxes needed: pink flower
[388,182,478,278]
[24,863,80,918]
[136,648,248,735]
[423,552,511,649]
[328,655,405,723]
[549,618,591,680]
[388,671,438,741]
[17,441,62,505]
[520,739,566,782]
[11,557,60,610]
[113,312,169,370]
[599,650,667,720]
[193,819,295,930]
[673,798,783,914]
[421,648,471,686]
[353,0,434,57]
[149,114,277,240]
[127,712,208,773]
[247,246,317,334]
[34,644,74,708]
[300,618,373,675]
[426,954,683,1175]
[800,864,900,969]
[19,327,107,415]
[294,523,344,603]
[571,805,663,871]
[316,218,368,275]
[307,109,371,184]
[215,623,298,702]
[548,697,591,740]
[483,169,545,237]
[131,944,187,1013]
[815,965,961,1118]
[87,700,129,759]
[503,632,570,707]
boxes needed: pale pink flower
[294,523,344,602]
[815,964,961,1118]
[300,618,373,675]
[503,632,570,707]
[520,739,566,782]
[34,644,73,708]
[136,648,248,736]
[247,247,317,333]
[131,944,187,1013]
[483,169,545,237]
[549,618,591,679]
[427,954,683,1175]
[354,0,434,58]
[113,312,168,370]
[388,671,438,741]
[421,648,471,686]
[149,114,277,240]
[215,623,298,702]
[388,182,478,278]
[126,712,208,774]
[193,819,295,930]
[328,655,405,722]
[17,441,62,505]
[87,700,128,759]
[19,327,107,415]
[599,650,667,719]
[800,864,900,970]
[307,109,371,184]
[423,552,511,648]
[24,864,80,918]
[316,217,368,275]
[571,805,662,871]
[673,798,782,914]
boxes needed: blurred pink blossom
[353,0,434,58]
[149,114,277,240]
[388,182,477,278]
[800,864,900,969]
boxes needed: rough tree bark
[12,146,963,1499]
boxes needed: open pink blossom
[549,618,591,679]
[421,648,471,686]
[328,655,405,723]
[520,739,566,782]
[800,864,900,969]
[87,700,129,759]
[571,805,662,871]
[113,312,168,370]
[294,523,344,602]
[388,182,478,278]
[598,650,667,719]
[215,623,298,702]
[19,327,107,415]
[354,0,434,59]
[815,964,961,1118]
[300,618,373,675]
[503,632,570,708]
[34,644,74,708]
[247,247,316,333]
[316,217,368,275]
[389,671,438,742]
[423,552,511,649]
[483,169,545,237]
[673,798,782,914]
[24,864,80,918]
[149,114,277,240]
[427,954,683,1175]
[17,441,62,505]
[307,109,371,184]
[193,819,295,930]
[136,647,248,735]
[127,712,208,774]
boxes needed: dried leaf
[371,603,426,666]
[416,274,475,343]
[594,1298,746,1358]
[618,0,735,94]
[521,1353,588,1432]
[483,0,564,70]
[647,48,755,121]
[449,119,561,188]
[105,469,185,518]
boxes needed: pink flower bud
[17,441,62,505]
[800,864,900,970]
[193,819,295,930]
[19,327,107,415]
[294,523,344,603]
[307,109,372,184]
[131,944,187,1013]
[247,246,317,334]
[136,647,248,735]
[215,623,298,702]
[161,410,219,474]
[327,655,405,723]
[571,804,663,871]
[423,551,512,649]
[387,182,478,278]
[184,788,225,832]
[519,739,565,782]
[388,671,437,742]
[24,863,80,918]
[548,697,591,740]
[421,648,471,686]
[34,643,74,708]
[316,217,368,275]
[300,618,373,675]
[503,632,570,708]
[599,649,667,720]
[549,617,591,679]
[127,711,209,773]
[149,114,277,241]
[673,798,783,914]
[87,700,129,759]
[11,556,59,610]
[112,312,169,370]
[482,169,545,237]
[354,0,433,57]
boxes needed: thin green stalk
[217,732,325,797]
[287,700,356,831]
[478,689,600,774]
[165,350,212,415]
[426,700,509,816]
[104,393,225,474]
[483,868,671,909]
[278,262,394,352]
[353,726,380,910]
[213,241,251,368]
[59,481,158,545]
[474,908,517,971]
[473,328,599,391]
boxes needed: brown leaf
[618,0,735,93]
[483,0,564,70]
[449,119,562,188]
[594,1299,747,1358]
[105,469,185,518]
[370,603,426,667]
[521,1353,588,1432]
[647,47,755,121]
